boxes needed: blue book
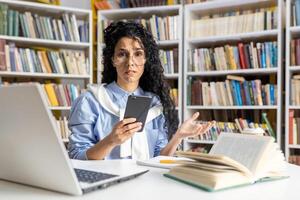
[155,16,160,40]
[261,43,267,68]
[235,81,243,106]
[243,81,251,105]
[273,42,278,68]
[251,80,257,105]
[62,23,70,41]
[295,0,300,26]
[230,81,238,106]
[270,84,275,105]
[8,43,16,72]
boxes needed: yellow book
[225,45,237,70]
[44,83,59,106]
[167,0,174,5]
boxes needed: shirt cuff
[75,149,89,160]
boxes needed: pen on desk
[159,160,176,164]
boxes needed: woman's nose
[126,55,135,66]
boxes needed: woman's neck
[116,80,138,93]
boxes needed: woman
[68,21,213,160]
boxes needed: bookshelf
[183,0,283,151]
[0,0,93,142]
[286,0,300,162]
[97,5,183,122]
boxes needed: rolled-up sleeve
[68,93,98,160]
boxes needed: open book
[164,133,288,192]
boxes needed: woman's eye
[135,51,144,57]
[117,52,127,57]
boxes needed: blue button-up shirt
[68,81,168,160]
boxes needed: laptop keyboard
[74,168,118,183]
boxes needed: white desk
[1,160,300,200]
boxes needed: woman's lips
[125,70,136,75]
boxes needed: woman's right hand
[107,118,142,146]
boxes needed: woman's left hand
[174,112,214,140]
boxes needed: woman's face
[112,37,146,88]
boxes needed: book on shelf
[165,133,287,192]
[159,48,178,74]
[43,83,82,107]
[99,15,179,43]
[27,0,61,5]
[188,77,276,106]
[0,40,89,75]
[288,110,300,145]
[188,41,277,72]
[189,6,277,38]
[291,76,300,105]
[56,116,70,141]
[0,3,88,42]
[95,0,181,10]
[188,118,273,142]
[292,0,300,26]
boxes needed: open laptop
[0,83,148,195]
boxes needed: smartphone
[124,95,153,132]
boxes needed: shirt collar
[107,81,143,99]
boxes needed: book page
[209,133,273,174]
[175,151,251,175]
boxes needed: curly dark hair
[101,21,179,139]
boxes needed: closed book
[296,118,300,144]
[13,11,19,36]
[39,51,52,73]
[0,39,6,71]
[7,10,14,36]
[44,83,59,106]
[295,0,300,26]
[8,43,16,72]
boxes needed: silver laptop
[0,83,148,195]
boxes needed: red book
[63,85,71,106]
[237,43,246,69]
